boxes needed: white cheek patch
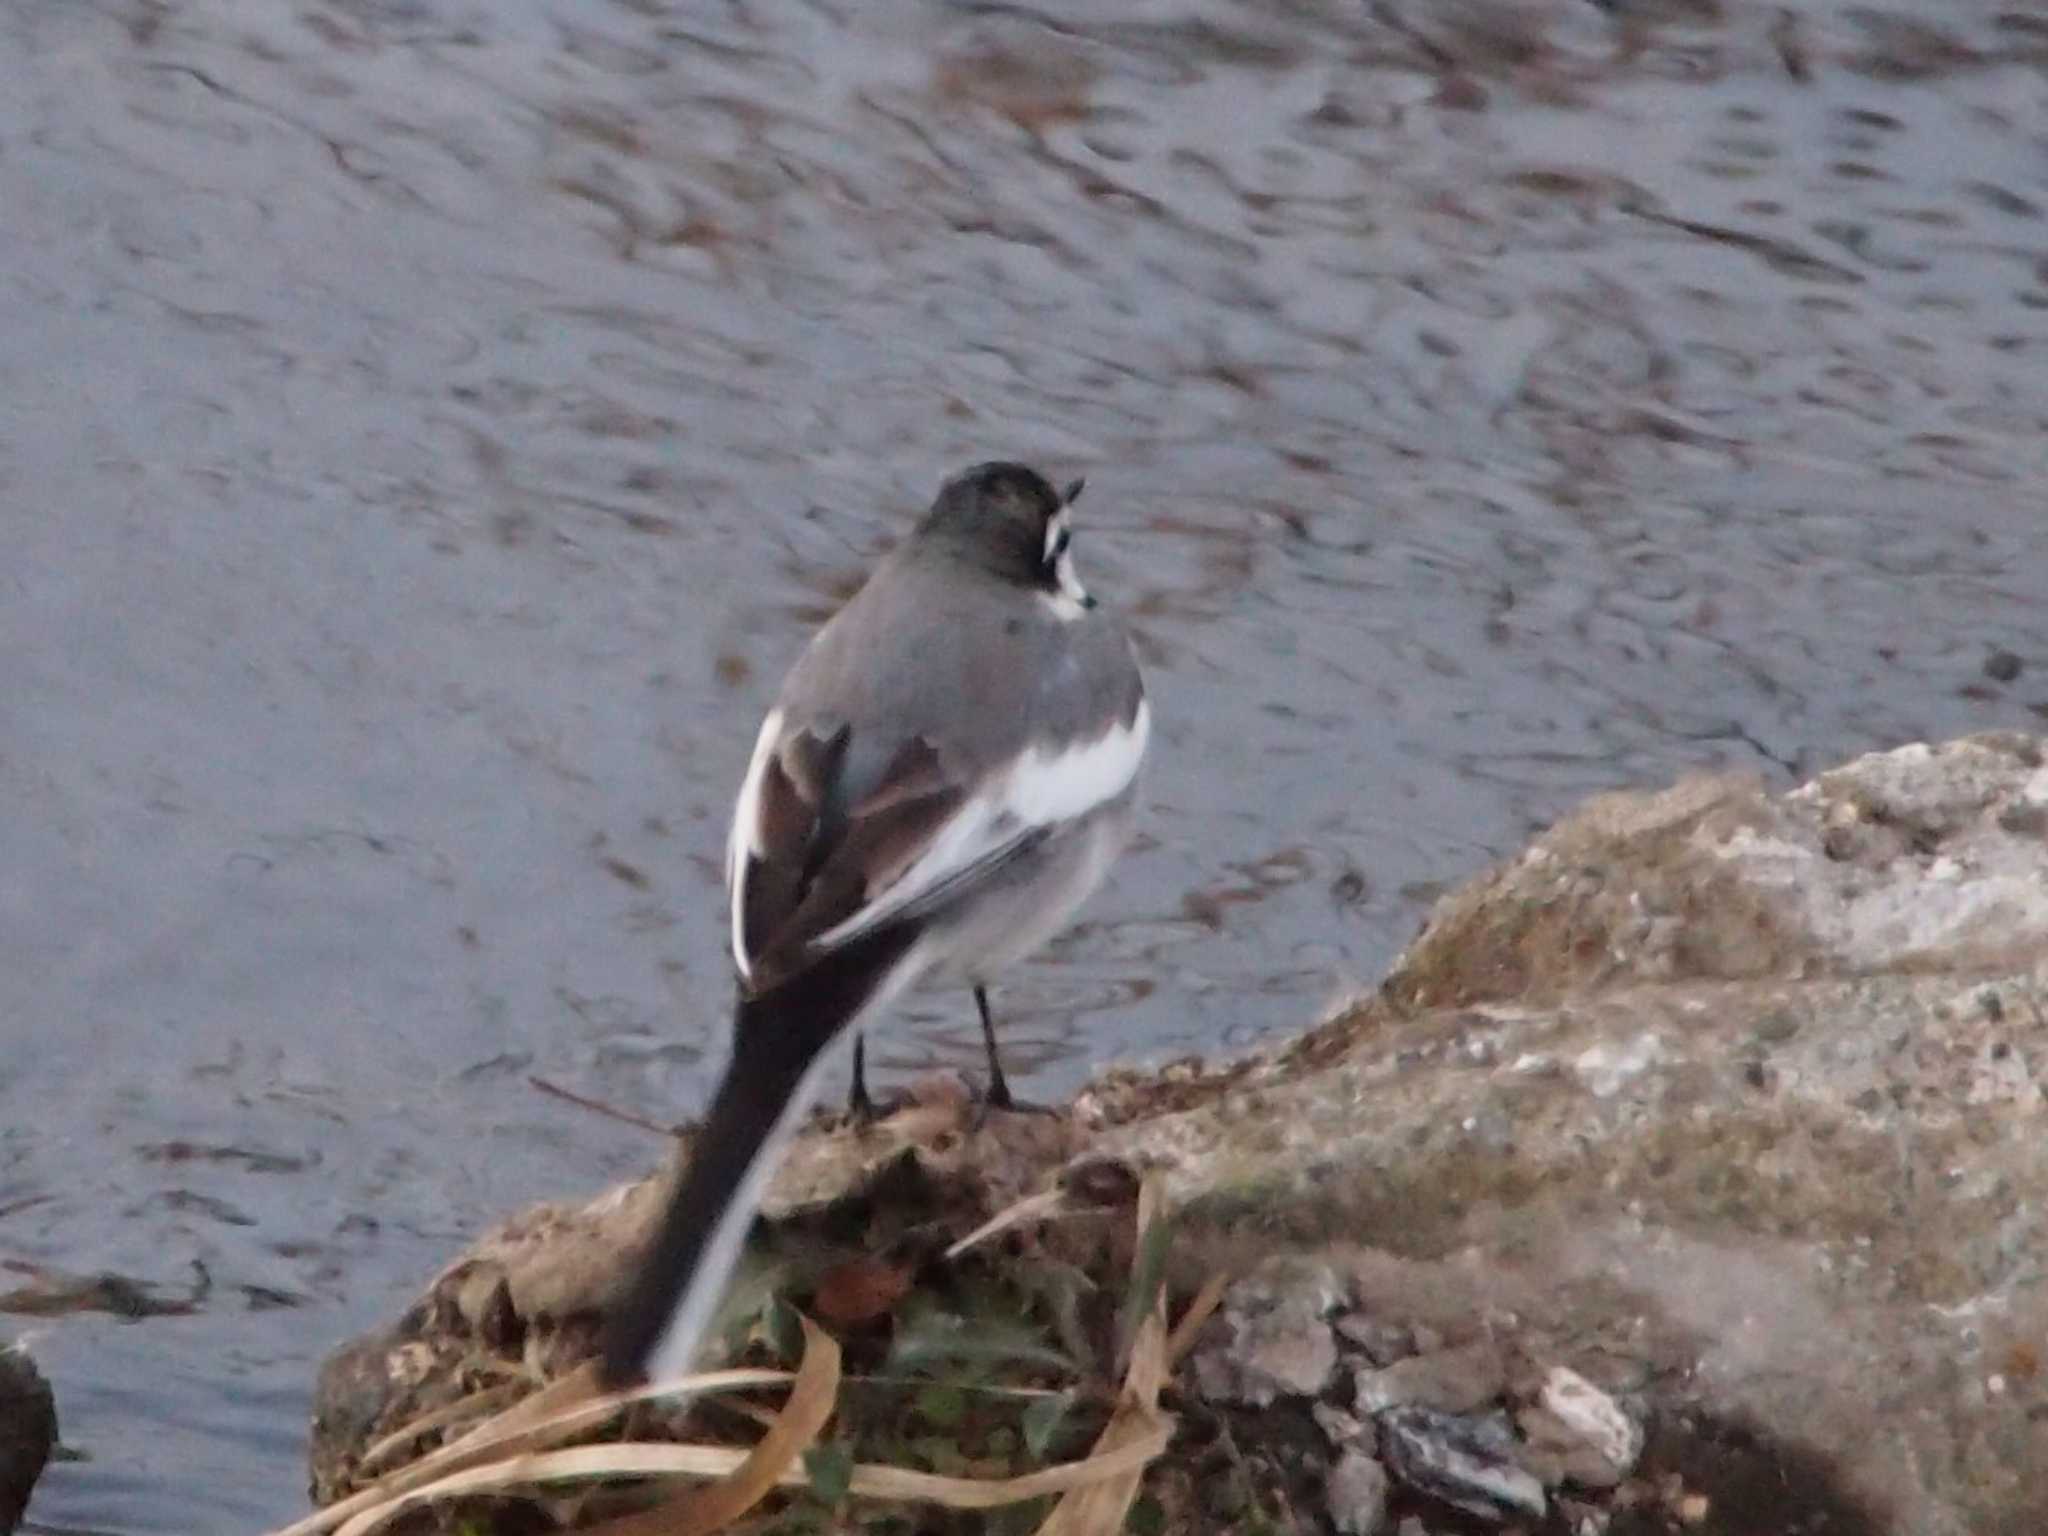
[1042,508,1071,564]
[1039,508,1093,621]
[1050,548,1091,608]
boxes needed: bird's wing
[727,700,1150,993]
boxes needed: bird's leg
[974,987,1016,1112]
[970,987,1059,1121]
[845,1033,879,1126]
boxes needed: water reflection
[3,0,2046,1526]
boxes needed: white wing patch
[726,707,784,979]
[1008,697,1150,823]
[814,698,1149,951]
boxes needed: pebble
[1379,1405,1548,1522]
[1314,1402,1374,1452]
[1516,1365,1645,1488]
[1188,1260,1345,1405]
[1354,1339,1507,1415]
[1328,1447,1391,1535]
[1335,1312,1415,1366]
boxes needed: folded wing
[726,700,1150,994]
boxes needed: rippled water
[3,0,2045,1526]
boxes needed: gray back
[773,538,1144,807]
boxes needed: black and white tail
[598,927,920,1386]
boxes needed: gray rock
[1353,1339,1506,1415]
[1188,1257,1346,1405]
[1335,1312,1414,1366]
[311,736,2048,1536]
[1515,1365,1643,1488]
[1379,1406,1546,1522]
[1096,736,2048,1534]
[1313,1401,1373,1452]
[1327,1447,1390,1535]
[1382,733,2048,1010]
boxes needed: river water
[2,0,2043,1527]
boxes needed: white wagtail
[600,462,1149,1386]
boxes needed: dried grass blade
[582,1315,840,1536]
[281,1394,1172,1536]
[262,1364,794,1536]
[842,1420,1172,1506]
[942,1188,1065,1260]
[304,1420,1174,1536]
[355,1380,528,1477]
[1031,1170,1173,1536]
[1164,1269,1231,1368]
[415,1361,605,1467]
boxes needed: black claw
[970,1079,1011,1132]
[967,1078,1058,1131]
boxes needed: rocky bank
[309,734,2048,1533]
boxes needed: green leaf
[764,1295,804,1364]
[1018,1258,1097,1367]
[1113,1213,1174,1371]
[908,1434,972,1475]
[802,1440,855,1506]
[717,1248,796,1348]
[915,1381,968,1429]
[1126,1493,1168,1535]
[997,1501,1057,1536]
[886,1304,1075,1377]
[1021,1388,1076,1462]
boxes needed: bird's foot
[841,1079,909,1131]
[967,1076,1060,1131]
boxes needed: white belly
[918,791,1137,989]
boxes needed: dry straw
[266,1170,1185,1536]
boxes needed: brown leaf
[811,1256,914,1327]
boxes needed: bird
[599,461,1149,1387]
